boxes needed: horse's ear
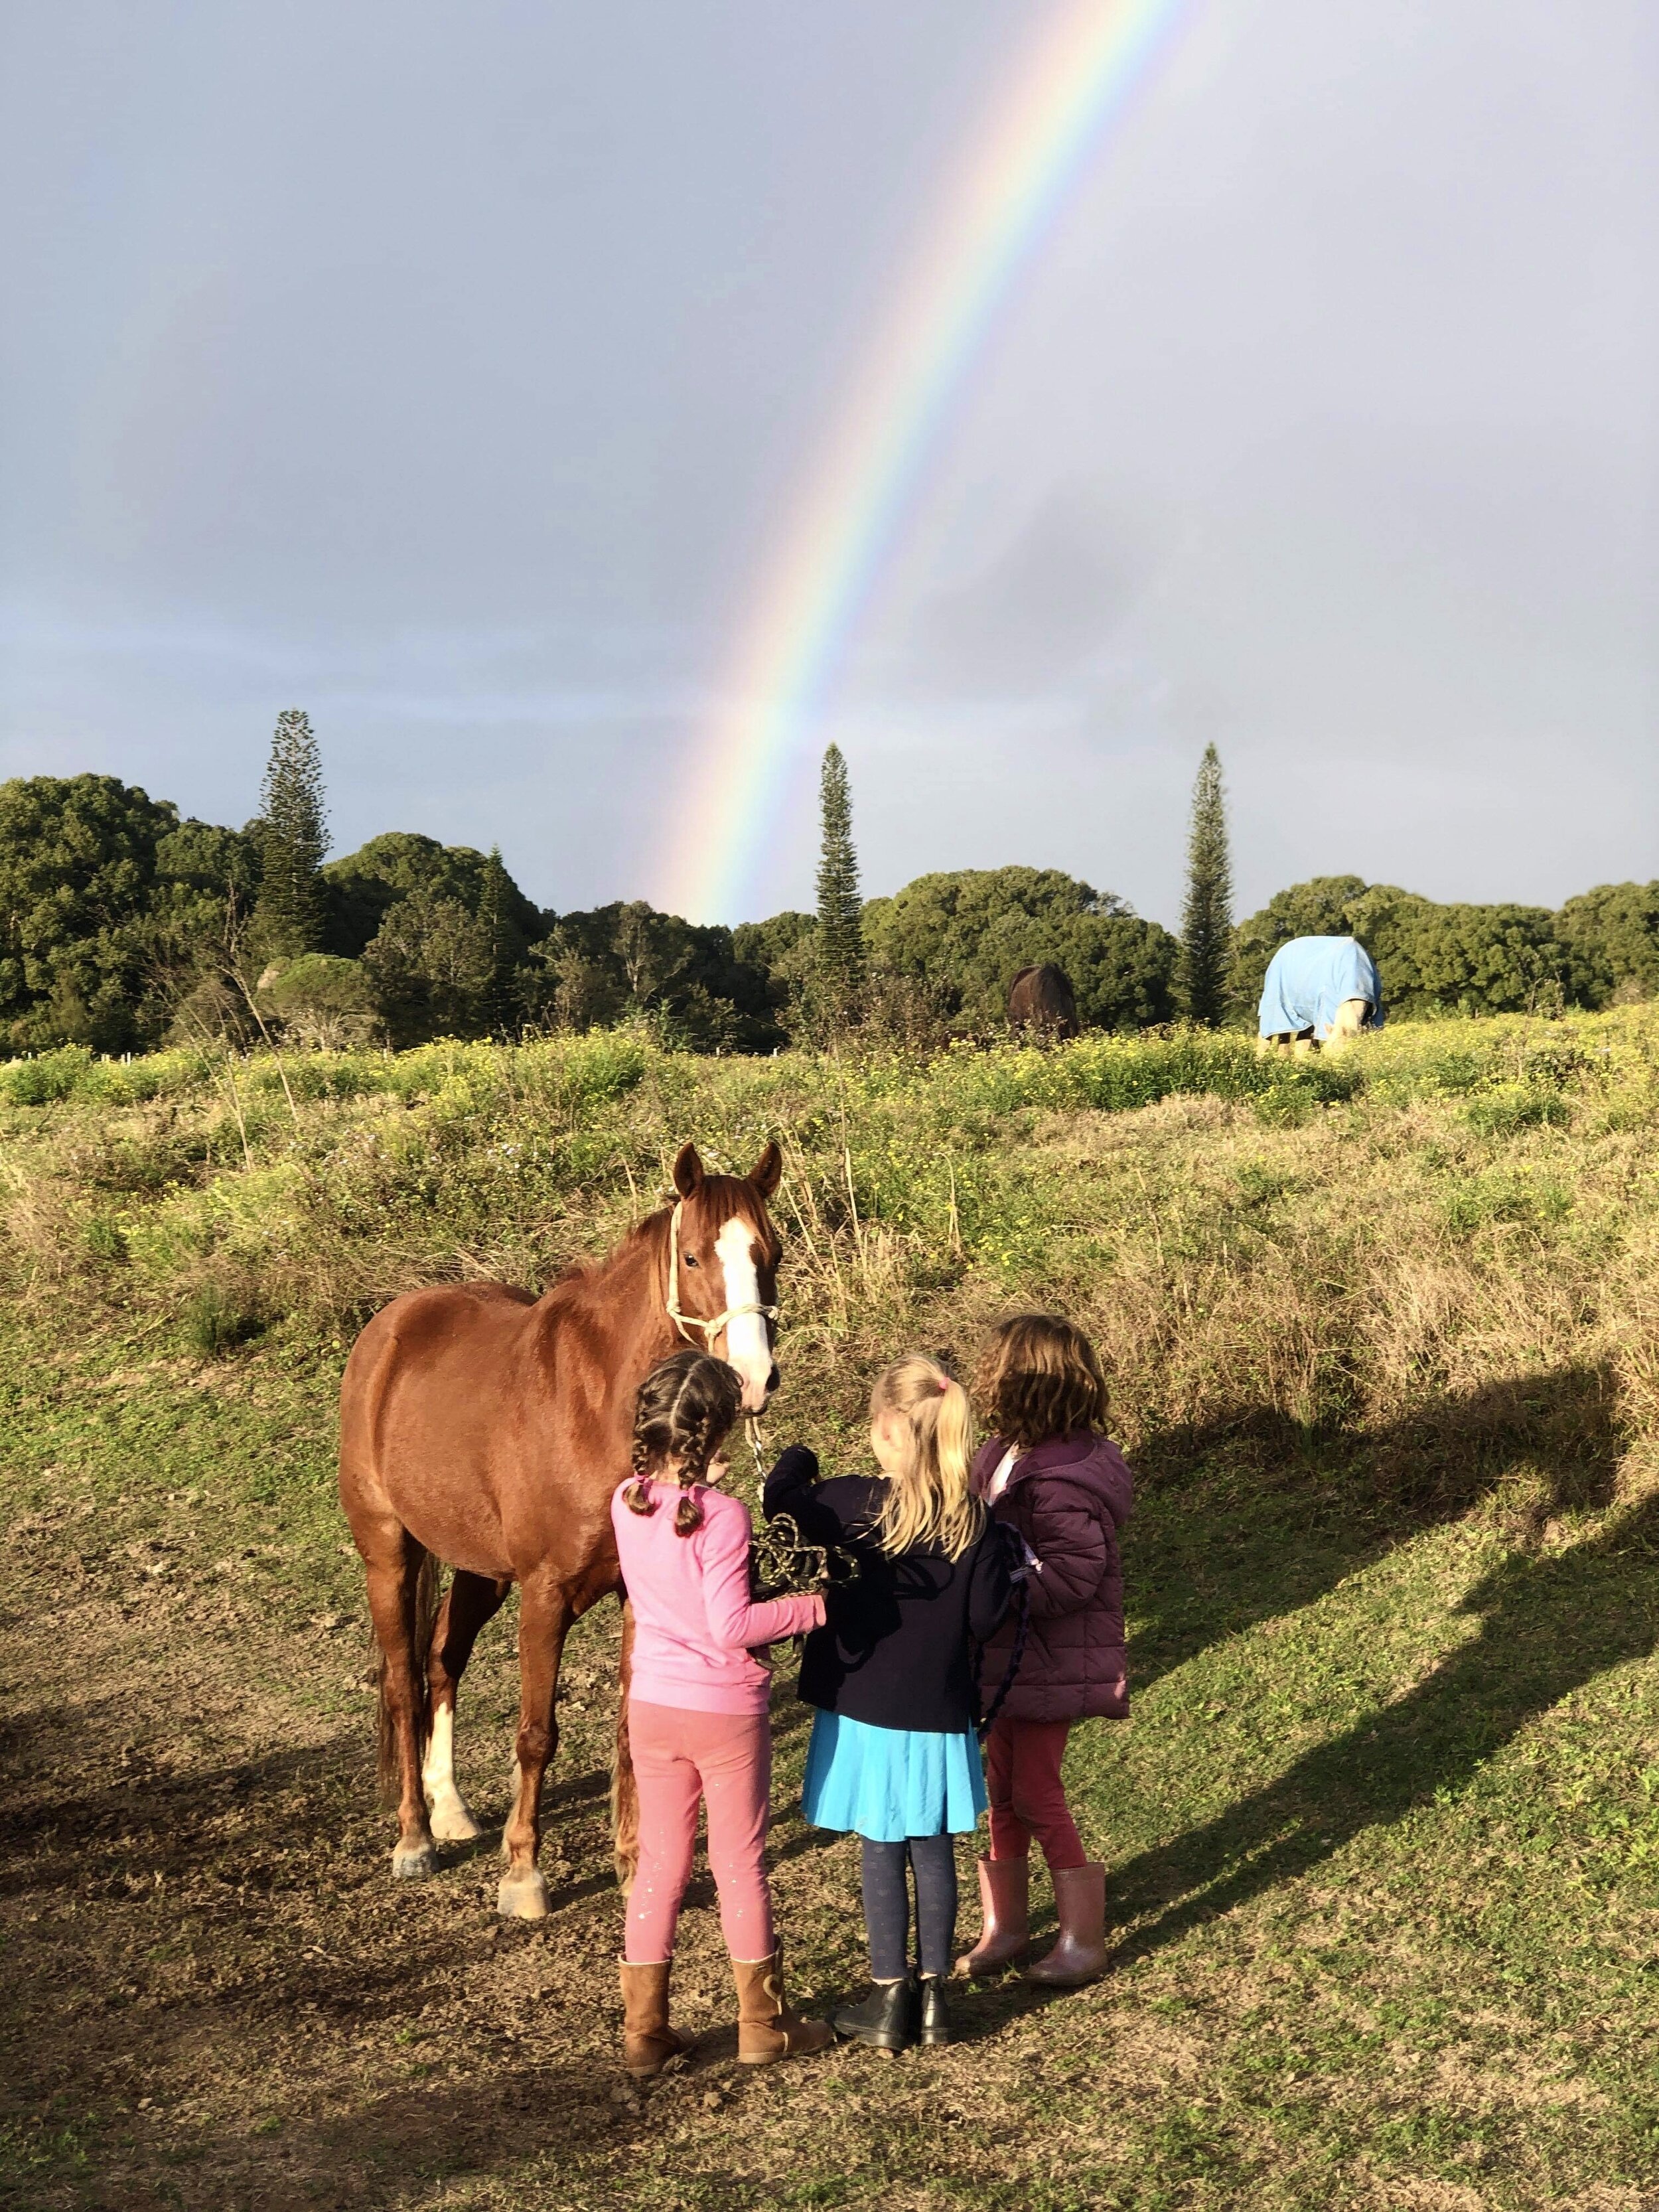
[748,1140,782,1199]
[672,1143,705,1199]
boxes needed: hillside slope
[3,1012,1658,2209]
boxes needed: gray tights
[859,1835,958,1980]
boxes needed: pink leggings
[624,1702,776,1965]
[986,1716,1087,1870]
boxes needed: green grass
[3,1006,1659,2205]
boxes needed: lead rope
[975,1584,1030,1740]
[747,1510,859,1603]
[974,1523,1033,1741]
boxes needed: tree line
[0,722,1652,1059]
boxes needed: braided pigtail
[623,1434,659,1517]
[629,1349,743,1537]
[670,1406,715,1535]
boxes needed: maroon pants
[985,1716,1086,1870]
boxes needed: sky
[1,0,1655,929]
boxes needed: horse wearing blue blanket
[1258,936,1382,1057]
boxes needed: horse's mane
[607,1207,674,1274]
[540,1176,769,1305]
[536,1207,671,1301]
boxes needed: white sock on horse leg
[422,1704,480,1840]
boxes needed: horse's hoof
[429,1799,482,1844]
[392,1842,438,1881]
[498,1868,551,1919]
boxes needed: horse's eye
[684,1254,699,1270]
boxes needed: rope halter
[662,1200,781,1351]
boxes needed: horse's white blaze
[715,1215,773,1411]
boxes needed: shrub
[1465,1089,1573,1137]
[83,1213,127,1262]
[862,867,1179,1033]
[263,954,380,1049]
[0,1047,102,1106]
[182,1282,265,1357]
[1230,876,1605,1027]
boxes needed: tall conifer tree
[1179,743,1233,1027]
[815,742,865,1020]
[253,709,327,960]
[478,844,516,1033]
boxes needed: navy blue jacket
[762,1445,1013,1735]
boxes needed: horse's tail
[376,1547,441,1807]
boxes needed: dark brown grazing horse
[338,1140,783,1917]
[1007,962,1080,1040]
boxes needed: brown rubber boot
[733,1942,833,2064]
[619,1959,689,2077]
[954,1855,1031,1978]
[1025,1862,1109,1988]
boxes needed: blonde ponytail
[870,1355,983,1562]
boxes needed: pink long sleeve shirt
[611,1480,826,1716]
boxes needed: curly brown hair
[624,1349,744,1536]
[973,1313,1108,1451]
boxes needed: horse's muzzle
[741,1364,780,1415]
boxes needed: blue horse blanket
[1258,936,1383,1039]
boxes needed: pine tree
[478,846,518,1033]
[1178,743,1233,1027]
[252,709,327,961]
[814,743,865,1021]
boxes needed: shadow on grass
[209,2053,614,2212]
[1111,1482,1659,1961]
[0,1682,644,2205]
[1128,1362,1623,1690]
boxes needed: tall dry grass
[1,1009,1654,1516]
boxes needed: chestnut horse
[338,1140,783,1917]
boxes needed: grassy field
[3,1009,1659,2209]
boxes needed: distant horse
[338,1141,783,1917]
[1258,936,1382,1057]
[1007,963,1080,1040]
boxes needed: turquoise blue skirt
[801,1710,988,1842]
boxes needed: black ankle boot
[833,1976,918,2052]
[917,1974,951,2046]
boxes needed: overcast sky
[1,0,1655,927]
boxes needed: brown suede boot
[1025,1863,1109,1988]
[954,1856,1031,1978]
[619,1959,689,2077]
[733,1942,833,2064]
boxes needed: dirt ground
[1,1481,1093,2212]
[11,1339,1659,2210]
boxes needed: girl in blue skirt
[763,1355,1015,2051]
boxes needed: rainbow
[658,0,1196,924]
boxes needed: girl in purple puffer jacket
[955,1313,1132,1988]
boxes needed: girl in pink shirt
[611,1349,831,2075]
